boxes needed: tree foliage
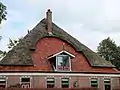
[97,37,120,69]
[0,2,7,24]
[0,2,7,59]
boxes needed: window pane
[104,81,110,83]
[21,78,30,88]
[61,78,69,88]
[47,78,54,81]
[62,84,69,88]
[0,81,6,83]
[0,79,6,81]
[57,56,63,66]
[91,78,98,87]
[57,55,69,66]
[0,78,6,83]
[47,78,55,88]
[0,85,6,88]
[91,85,98,87]
[47,85,54,88]
[63,56,69,66]
[104,79,110,84]
[56,55,70,71]
[104,79,111,90]
[0,78,6,88]
[47,81,54,83]
[105,85,111,90]
[21,78,30,82]
[62,78,69,81]
[91,81,97,84]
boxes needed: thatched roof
[0,18,114,67]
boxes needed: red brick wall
[32,76,45,88]
[7,75,20,87]
[0,37,117,72]
[3,75,120,89]
[112,77,120,89]
[0,88,100,90]
[31,37,117,73]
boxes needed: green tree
[113,46,120,68]
[97,37,120,69]
[0,2,7,24]
[0,2,7,59]
[0,1,7,43]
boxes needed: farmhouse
[0,9,119,90]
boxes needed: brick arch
[34,36,78,52]
[31,37,117,73]
[32,37,88,71]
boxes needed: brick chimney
[46,9,52,34]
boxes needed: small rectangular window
[0,78,6,88]
[21,78,30,82]
[104,79,111,90]
[47,78,55,88]
[91,78,98,87]
[104,79,111,84]
[57,55,70,71]
[21,77,30,88]
[61,78,69,88]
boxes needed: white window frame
[45,76,56,88]
[56,55,71,72]
[61,77,70,88]
[90,78,98,88]
[48,50,75,59]
[46,78,55,88]
[48,50,74,72]
[20,76,32,88]
[0,76,7,88]
[103,78,111,90]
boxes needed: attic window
[21,77,30,88]
[48,51,74,72]
[56,55,70,71]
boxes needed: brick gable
[0,37,118,73]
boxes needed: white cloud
[1,0,120,51]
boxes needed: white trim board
[0,73,119,77]
[48,50,75,59]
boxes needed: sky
[0,0,120,52]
